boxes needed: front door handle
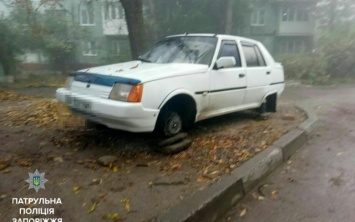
[266,71,271,75]
[239,74,245,78]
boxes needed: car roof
[166,33,260,45]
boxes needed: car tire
[157,106,183,137]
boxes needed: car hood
[77,61,209,83]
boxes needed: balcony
[278,21,314,36]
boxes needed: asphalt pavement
[222,84,355,222]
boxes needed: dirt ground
[0,83,305,222]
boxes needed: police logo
[25,169,48,192]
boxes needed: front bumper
[56,88,159,132]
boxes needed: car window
[241,43,268,67]
[139,36,217,65]
[254,45,266,66]
[217,40,241,67]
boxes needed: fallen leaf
[18,159,32,167]
[148,181,153,187]
[258,196,265,200]
[271,190,278,199]
[54,157,64,163]
[88,202,96,213]
[102,213,120,220]
[196,176,208,183]
[125,201,131,213]
[2,169,11,174]
[210,170,219,175]
[73,186,80,194]
[113,166,119,173]
[239,208,247,217]
[170,163,181,171]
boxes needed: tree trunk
[146,0,159,44]
[224,0,233,34]
[120,0,147,59]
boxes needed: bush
[277,53,330,84]
[277,27,355,84]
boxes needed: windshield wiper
[138,57,152,63]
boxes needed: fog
[0,0,354,83]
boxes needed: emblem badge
[25,169,48,192]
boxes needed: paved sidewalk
[222,84,355,222]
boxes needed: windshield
[139,36,217,65]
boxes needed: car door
[241,42,271,106]
[207,40,247,115]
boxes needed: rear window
[242,43,266,67]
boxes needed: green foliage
[277,53,330,85]
[6,4,87,73]
[40,12,79,72]
[147,0,248,40]
[0,19,22,75]
[278,25,355,85]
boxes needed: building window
[251,9,265,26]
[280,40,306,54]
[80,2,95,26]
[111,40,121,55]
[83,40,97,56]
[104,2,124,20]
[296,9,309,21]
[282,7,309,22]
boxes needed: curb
[154,104,319,222]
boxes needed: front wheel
[156,107,183,137]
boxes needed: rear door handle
[239,74,245,78]
[266,71,271,75]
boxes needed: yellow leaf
[113,166,119,173]
[73,186,80,194]
[258,196,265,200]
[196,176,208,183]
[271,190,278,199]
[102,213,120,220]
[2,169,11,174]
[88,202,96,213]
[125,201,131,213]
[240,208,247,217]
[210,170,219,175]
[54,157,64,163]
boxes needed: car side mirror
[215,57,236,69]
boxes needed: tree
[315,0,355,28]
[120,0,147,59]
[0,19,22,75]
[4,0,85,73]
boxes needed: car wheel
[157,107,183,137]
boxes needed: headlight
[109,83,143,103]
[64,77,74,89]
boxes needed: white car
[56,34,284,137]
